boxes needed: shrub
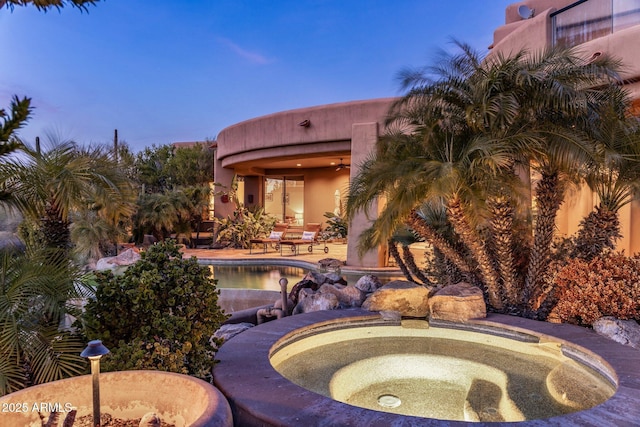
[83,240,228,380]
[550,252,640,326]
[214,206,276,248]
[322,212,348,240]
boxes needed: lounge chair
[279,223,328,256]
[249,223,288,254]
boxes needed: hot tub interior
[269,319,615,422]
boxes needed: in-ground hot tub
[213,309,640,426]
[270,319,613,422]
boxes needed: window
[552,0,640,47]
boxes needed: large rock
[95,248,141,271]
[292,291,339,315]
[303,271,329,285]
[288,279,321,306]
[324,272,348,286]
[362,280,430,317]
[593,316,640,349]
[429,282,486,321]
[319,284,365,308]
[354,275,383,293]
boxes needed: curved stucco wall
[216,98,394,168]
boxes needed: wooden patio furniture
[279,223,328,256]
[249,223,289,254]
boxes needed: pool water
[207,265,402,291]
[208,265,304,291]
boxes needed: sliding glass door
[264,176,304,224]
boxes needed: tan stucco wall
[216,99,393,170]
[214,99,394,267]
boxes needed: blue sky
[1,1,514,152]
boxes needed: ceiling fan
[336,158,350,171]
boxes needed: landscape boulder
[303,271,331,286]
[292,291,339,315]
[95,248,141,272]
[319,283,366,308]
[593,316,640,349]
[354,275,384,294]
[428,282,486,321]
[362,280,430,317]
[288,279,320,306]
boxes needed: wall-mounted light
[298,119,311,127]
[81,340,110,427]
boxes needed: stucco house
[210,0,640,268]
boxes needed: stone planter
[0,370,232,426]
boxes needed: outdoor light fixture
[81,340,110,427]
[298,119,311,127]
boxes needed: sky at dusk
[1,0,515,153]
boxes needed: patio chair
[279,223,328,256]
[249,223,288,254]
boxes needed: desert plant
[322,211,348,240]
[0,140,136,252]
[214,206,276,249]
[83,240,228,380]
[0,246,92,396]
[549,252,640,326]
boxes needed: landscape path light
[81,339,110,427]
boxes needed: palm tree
[347,42,626,313]
[388,225,433,286]
[0,140,136,252]
[515,52,625,312]
[0,96,30,160]
[70,211,127,264]
[133,191,185,242]
[1,0,99,11]
[0,246,93,396]
[347,113,512,309]
[572,94,640,261]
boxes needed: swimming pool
[206,264,403,291]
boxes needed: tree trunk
[524,171,564,312]
[447,197,503,309]
[388,239,415,282]
[489,196,520,306]
[42,203,70,252]
[406,210,475,281]
[401,245,432,286]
